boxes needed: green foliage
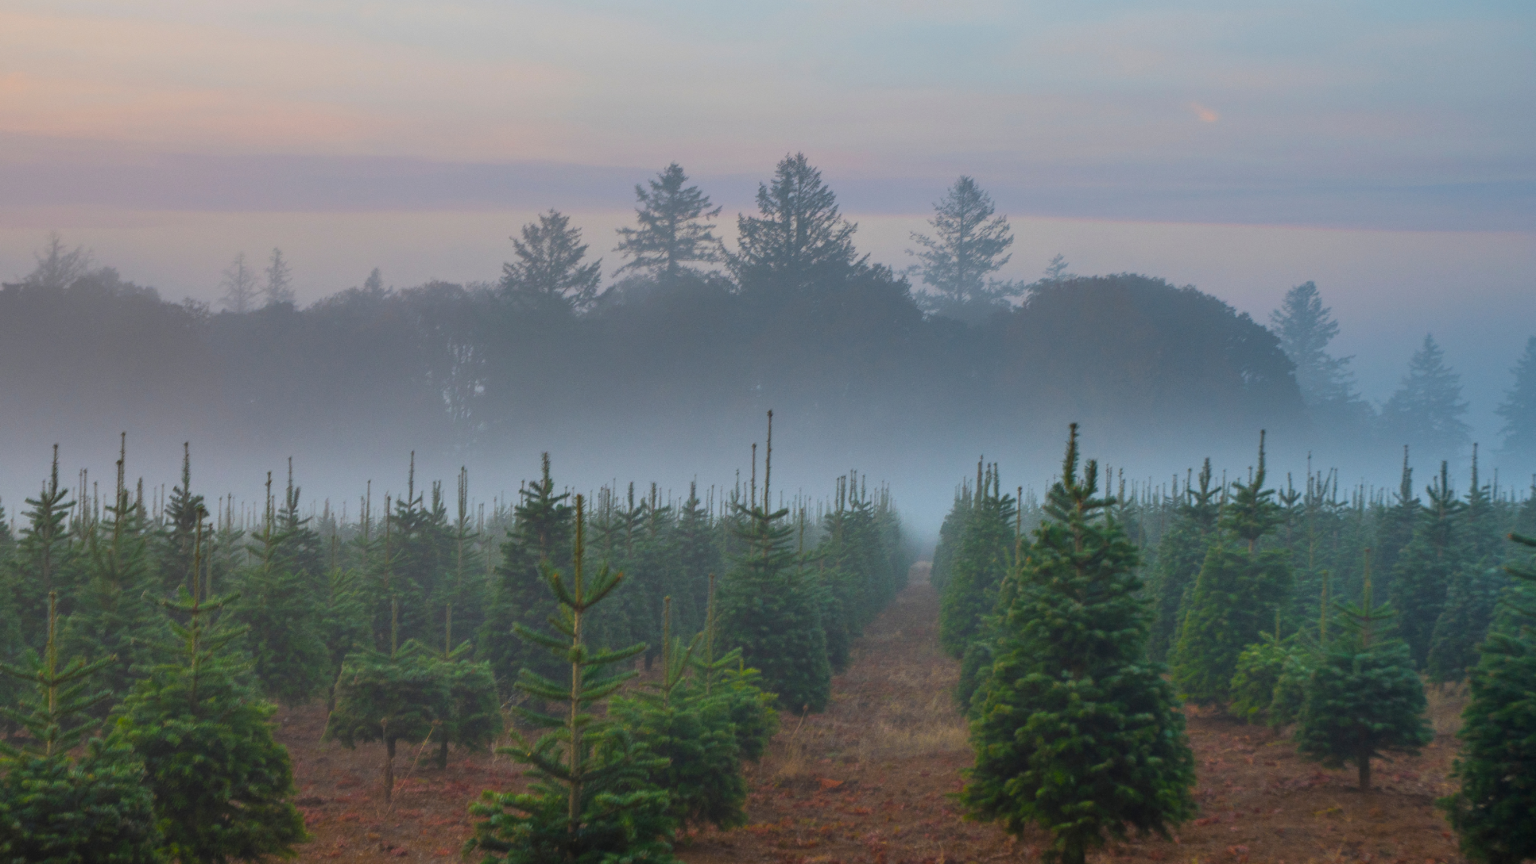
[481,454,574,697]
[718,426,830,714]
[1145,460,1219,662]
[325,639,451,801]
[1295,558,1432,791]
[232,495,328,706]
[1228,621,1310,727]
[1426,562,1509,682]
[612,600,748,832]
[963,426,1196,864]
[108,586,307,863]
[1440,533,1536,864]
[468,494,675,864]
[61,453,165,703]
[1391,462,1467,668]
[7,447,78,655]
[938,464,1016,662]
[433,646,502,770]
[0,742,162,864]
[1170,433,1293,704]
[0,589,162,863]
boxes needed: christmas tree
[1170,432,1292,703]
[0,591,161,863]
[467,494,674,864]
[107,520,307,862]
[717,413,831,713]
[1296,551,1432,790]
[963,426,1196,864]
[1439,532,1536,863]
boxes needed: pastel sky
[2,0,1534,444]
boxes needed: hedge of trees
[937,428,1536,864]
[0,422,913,862]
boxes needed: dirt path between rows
[279,563,1466,863]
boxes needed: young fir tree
[107,518,307,863]
[1439,532,1536,864]
[159,443,204,595]
[962,426,1196,864]
[325,601,451,802]
[9,446,78,653]
[1296,550,1432,791]
[480,454,575,696]
[938,462,1015,658]
[1391,462,1466,668]
[1145,460,1220,661]
[232,476,328,706]
[1170,433,1293,704]
[62,441,164,703]
[1426,450,1508,683]
[467,494,675,864]
[428,644,501,771]
[690,575,779,764]
[717,414,832,714]
[612,598,748,831]
[0,592,161,864]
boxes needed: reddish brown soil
[279,566,1467,863]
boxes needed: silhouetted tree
[263,248,295,307]
[1380,334,1470,459]
[615,164,724,278]
[1496,335,1536,459]
[1270,281,1371,433]
[219,252,260,313]
[908,176,1020,321]
[731,153,866,291]
[501,210,603,314]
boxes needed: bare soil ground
[278,564,1468,863]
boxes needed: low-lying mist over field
[2,158,1532,542]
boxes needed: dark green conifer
[1170,433,1293,703]
[1439,532,1536,864]
[9,446,78,653]
[1145,460,1219,661]
[108,519,308,862]
[1296,550,1432,791]
[480,454,574,695]
[0,592,161,864]
[717,414,831,714]
[938,461,1016,658]
[467,494,674,864]
[963,425,1196,864]
[1391,461,1466,668]
[231,471,328,706]
[62,439,164,702]
[325,604,451,801]
[613,598,748,831]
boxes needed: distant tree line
[3,155,1532,473]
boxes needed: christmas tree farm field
[272,561,1468,864]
